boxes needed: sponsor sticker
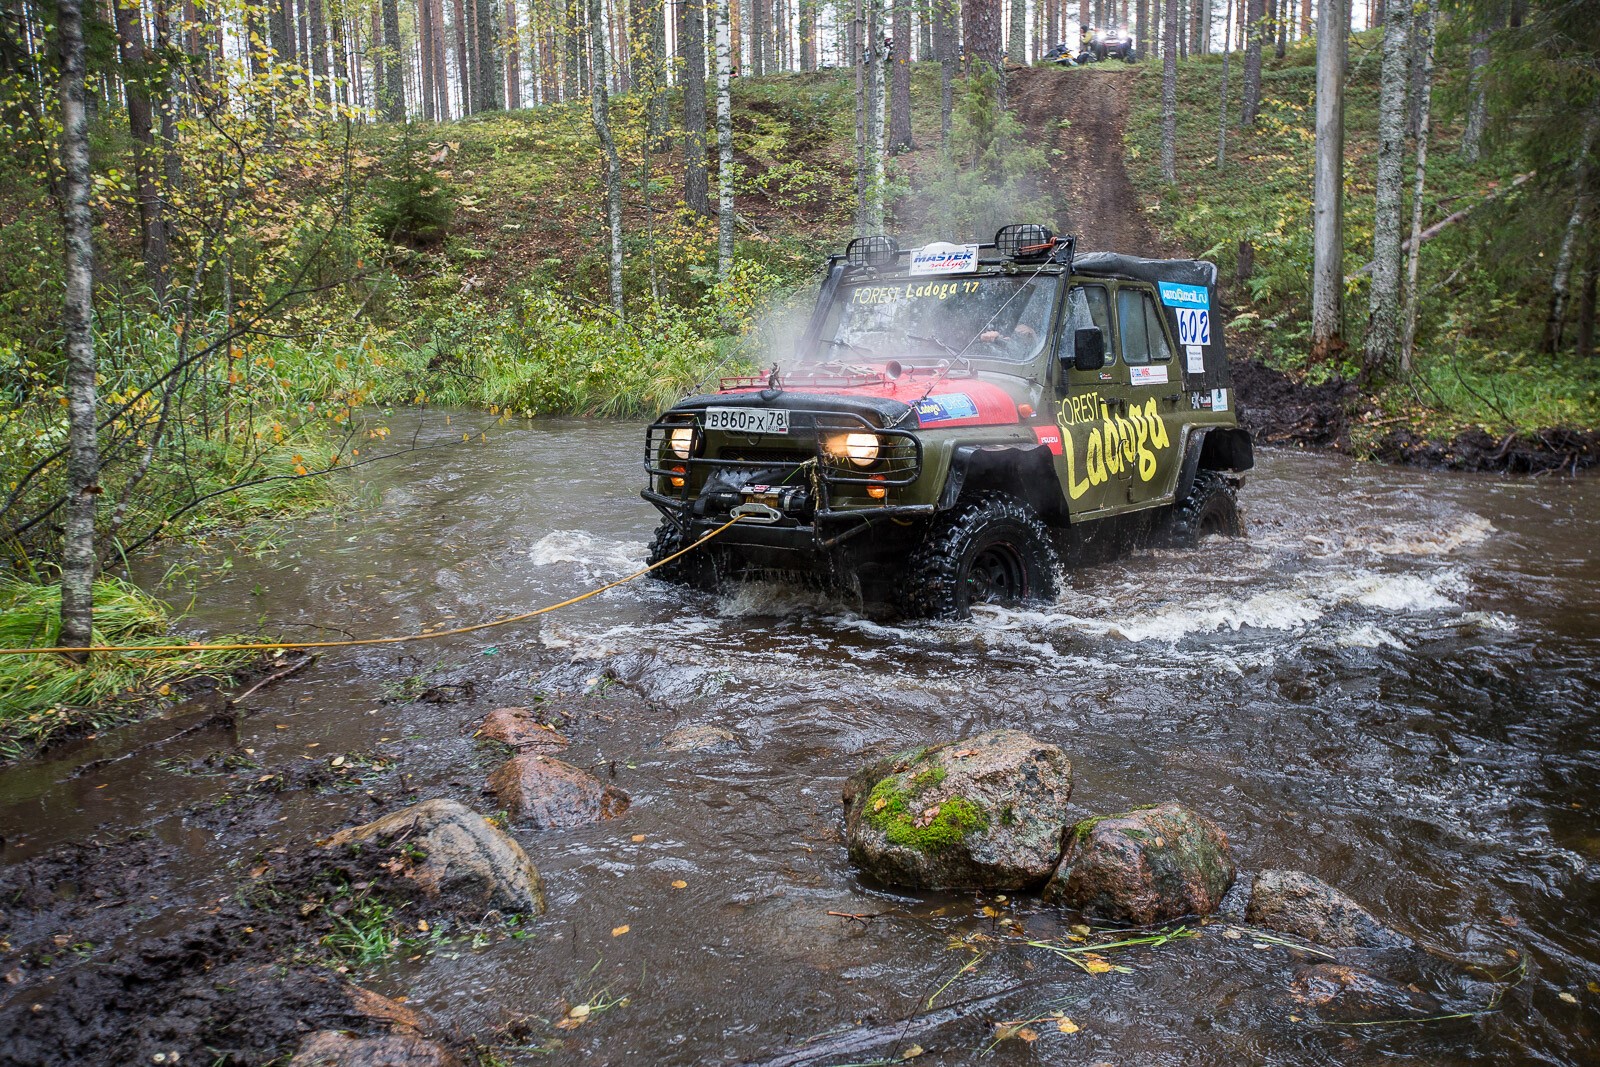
[1212,388,1229,412]
[908,242,979,276]
[1190,392,1214,410]
[1186,344,1205,374]
[1158,281,1210,310]
[1129,365,1169,386]
[916,393,980,423]
[1032,425,1064,455]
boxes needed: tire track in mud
[1007,66,1169,256]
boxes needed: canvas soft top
[1072,252,1228,392]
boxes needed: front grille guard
[644,409,923,518]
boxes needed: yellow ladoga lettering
[1098,403,1123,475]
[1086,428,1107,485]
[1057,394,1175,499]
[1144,397,1171,449]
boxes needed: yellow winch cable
[0,514,745,657]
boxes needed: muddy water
[4,410,1599,1065]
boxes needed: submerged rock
[1288,963,1441,1023]
[477,707,569,752]
[487,754,631,829]
[842,729,1074,890]
[662,724,738,752]
[1245,869,1411,948]
[290,1031,462,1067]
[1043,802,1235,923]
[325,798,544,915]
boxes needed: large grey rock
[1246,869,1411,948]
[487,754,631,829]
[1043,802,1235,923]
[326,798,544,914]
[290,1032,461,1067]
[842,729,1074,890]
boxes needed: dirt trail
[1007,66,1166,256]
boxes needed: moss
[863,769,989,854]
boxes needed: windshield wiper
[901,331,959,357]
[821,338,874,356]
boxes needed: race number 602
[1177,308,1210,346]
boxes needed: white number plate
[705,407,789,434]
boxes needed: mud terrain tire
[900,494,1060,619]
[646,519,722,589]
[1167,470,1243,547]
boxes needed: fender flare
[937,444,1069,524]
[1174,427,1256,503]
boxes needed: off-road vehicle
[642,226,1254,617]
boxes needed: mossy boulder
[842,729,1074,890]
[1246,869,1412,949]
[1043,802,1234,923]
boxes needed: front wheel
[1166,470,1244,547]
[899,494,1061,619]
[646,518,723,590]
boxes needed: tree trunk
[1397,0,1435,374]
[58,0,97,660]
[562,0,579,101]
[1274,0,1285,57]
[866,0,885,228]
[1542,109,1599,355]
[716,0,734,280]
[1406,2,1425,140]
[800,0,816,69]
[308,0,330,100]
[1190,0,1203,56]
[1310,0,1347,364]
[963,0,1002,112]
[1461,26,1489,163]
[1363,0,1407,378]
[453,0,474,111]
[1238,0,1261,124]
[683,0,711,213]
[1215,0,1230,168]
[853,0,867,228]
[418,0,438,117]
[505,0,520,106]
[381,0,406,117]
[642,0,668,143]
[111,0,168,298]
[751,0,764,74]
[1577,239,1598,359]
[1009,0,1025,63]
[474,0,501,108]
[937,0,954,144]
[589,0,624,313]
[1160,0,1176,180]
[890,0,911,151]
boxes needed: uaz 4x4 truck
[642,226,1254,617]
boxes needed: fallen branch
[1347,173,1533,280]
[228,652,318,707]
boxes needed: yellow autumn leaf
[671,880,688,889]
[612,924,630,937]
[1083,955,1113,974]
[1057,1017,1080,1034]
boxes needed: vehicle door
[1051,282,1128,515]
[1113,284,1182,506]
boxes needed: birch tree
[1363,0,1407,377]
[1398,0,1436,374]
[591,0,624,314]
[716,0,734,281]
[1310,0,1347,363]
[1541,109,1598,354]
[57,0,97,659]
[1238,0,1262,125]
[1161,0,1177,181]
[865,0,886,229]
[1215,0,1231,169]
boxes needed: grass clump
[0,576,258,760]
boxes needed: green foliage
[0,576,258,759]
[913,68,1053,242]
[368,128,456,248]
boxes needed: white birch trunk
[867,0,886,230]
[716,0,735,281]
[1363,0,1407,377]
[1160,0,1177,181]
[1397,0,1435,375]
[1310,0,1347,363]
[58,0,99,658]
[590,0,626,316]
[1216,0,1231,170]
[1542,110,1599,355]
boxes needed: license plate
[705,407,789,434]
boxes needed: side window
[1143,293,1172,362]
[1117,287,1152,365]
[1065,284,1113,367]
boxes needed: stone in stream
[1042,802,1235,923]
[1287,962,1442,1023]
[842,729,1074,890]
[487,754,631,829]
[662,724,738,752]
[289,1031,462,1067]
[325,798,545,914]
[477,706,570,752]
[1245,869,1413,949]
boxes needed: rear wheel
[1166,470,1244,547]
[899,494,1061,619]
[646,519,723,589]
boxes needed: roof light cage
[995,224,1056,261]
[845,234,900,268]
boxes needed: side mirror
[1071,327,1105,371]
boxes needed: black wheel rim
[965,541,1027,604]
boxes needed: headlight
[667,426,696,459]
[830,432,881,468]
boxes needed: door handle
[1162,393,1180,402]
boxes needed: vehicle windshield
[812,274,1058,367]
